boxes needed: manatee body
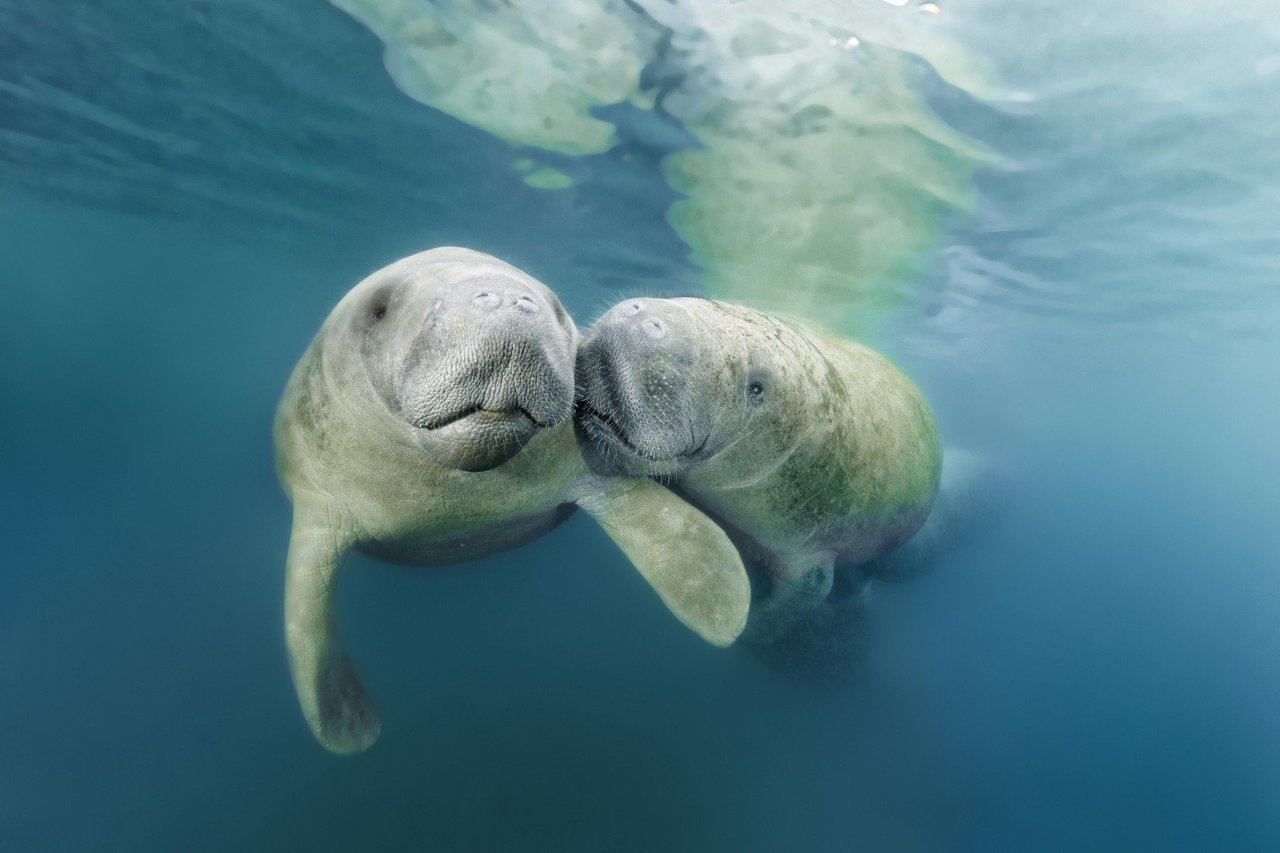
[276,252,750,754]
[575,297,942,658]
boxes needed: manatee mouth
[415,405,548,472]
[415,405,544,431]
[575,400,708,464]
[576,401,646,457]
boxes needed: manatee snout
[576,299,704,473]
[396,272,578,471]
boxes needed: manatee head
[322,247,578,471]
[576,297,807,478]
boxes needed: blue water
[3,1,1279,850]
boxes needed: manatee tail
[865,447,1010,583]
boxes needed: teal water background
[2,1,1279,850]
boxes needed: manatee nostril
[622,301,643,317]
[514,295,540,314]
[640,318,665,339]
[474,291,501,310]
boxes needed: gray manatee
[275,251,750,754]
[575,297,946,658]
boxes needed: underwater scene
[2,0,1278,849]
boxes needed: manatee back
[680,314,940,564]
[816,332,941,561]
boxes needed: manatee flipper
[575,476,750,647]
[742,556,835,647]
[284,491,380,755]
[866,448,1009,583]
[747,569,873,678]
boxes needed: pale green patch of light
[658,1,993,334]
[520,166,577,190]
[327,0,660,155]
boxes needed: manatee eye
[746,379,765,404]
[364,284,396,325]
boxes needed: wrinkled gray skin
[276,251,750,754]
[577,297,957,670]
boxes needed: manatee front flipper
[742,556,835,647]
[575,476,750,647]
[284,491,380,755]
